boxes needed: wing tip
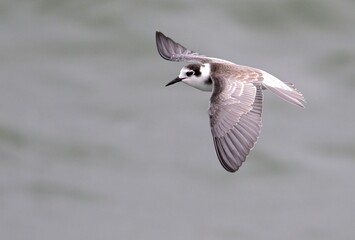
[226,167,239,173]
[213,137,245,173]
[155,31,164,40]
[155,31,170,60]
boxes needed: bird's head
[165,63,212,92]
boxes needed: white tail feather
[261,70,305,108]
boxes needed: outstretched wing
[156,31,233,64]
[209,73,263,172]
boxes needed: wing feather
[156,31,234,64]
[209,75,263,172]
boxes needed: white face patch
[178,64,211,79]
[178,63,212,92]
[178,68,192,79]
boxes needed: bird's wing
[156,31,233,64]
[209,73,263,172]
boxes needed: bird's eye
[186,71,194,77]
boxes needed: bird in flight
[156,31,305,172]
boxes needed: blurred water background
[0,0,354,239]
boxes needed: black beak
[165,77,184,87]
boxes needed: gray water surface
[1,0,355,239]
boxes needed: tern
[156,31,305,172]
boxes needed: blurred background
[0,0,354,239]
